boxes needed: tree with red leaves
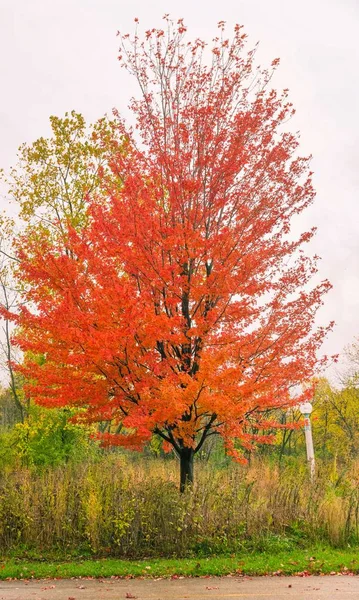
[10,18,332,491]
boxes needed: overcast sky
[1,0,358,378]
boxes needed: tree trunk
[180,448,194,492]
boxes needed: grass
[1,457,359,558]
[1,548,359,580]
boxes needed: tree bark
[180,448,194,492]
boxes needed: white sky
[0,0,358,376]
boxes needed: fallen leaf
[206,586,219,589]
[41,586,55,590]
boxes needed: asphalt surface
[0,576,359,600]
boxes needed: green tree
[313,378,359,461]
[5,110,122,238]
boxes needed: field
[1,454,358,564]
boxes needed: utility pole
[299,402,315,480]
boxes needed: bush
[0,405,99,469]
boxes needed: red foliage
[11,19,332,465]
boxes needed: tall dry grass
[0,455,358,557]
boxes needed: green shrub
[0,405,99,469]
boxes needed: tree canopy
[5,19,332,489]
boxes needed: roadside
[1,548,358,580]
